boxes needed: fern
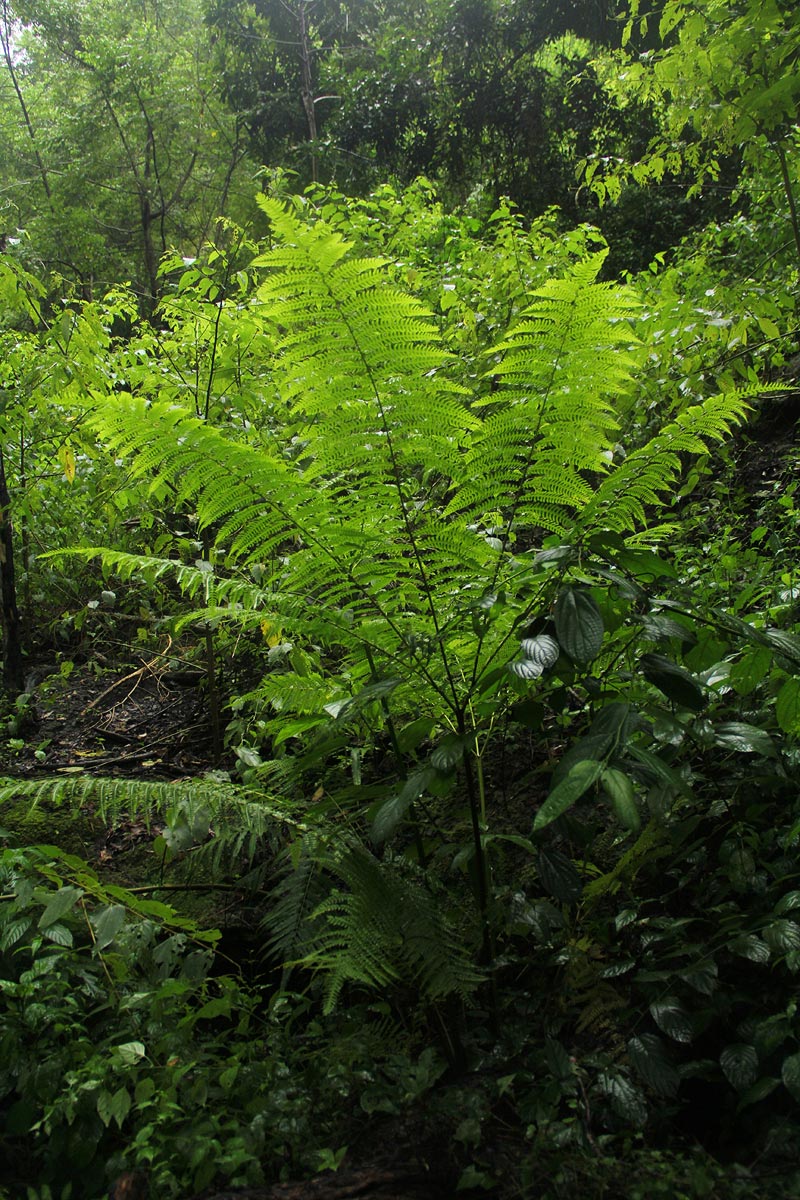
[59,197,759,986]
[0,774,302,852]
[268,837,482,1013]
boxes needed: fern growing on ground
[52,193,757,993]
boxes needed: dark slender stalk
[0,444,24,694]
[774,139,800,278]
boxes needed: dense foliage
[1,1,800,1198]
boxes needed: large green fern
[59,195,758,1002]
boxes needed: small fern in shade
[268,836,482,1014]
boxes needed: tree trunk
[0,445,24,694]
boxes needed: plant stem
[774,138,800,279]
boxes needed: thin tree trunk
[298,0,318,182]
[0,445,24,695]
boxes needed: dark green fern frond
[274,840,482,1013]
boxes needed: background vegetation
[1,0,800,1197]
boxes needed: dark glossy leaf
[678,960,718,995]
[737,1076,780,1110]
[729,933,771,963]
[554,589,604,663]
[637,614,696,645]
[782,1052,800,1101]
[430,734,465,772]
[765,628,800,665]
[371,768,435,843]
[537,847,583,903]
[763,919,800,954]
[628,1034,680,1097]
[721,1044,758,1091]
[544,1038,574,1084]
[650,997,693,1043]
[713,722,776,757]
[598,1072,648,1125]
[641,653,707,711]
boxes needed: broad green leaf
[371,768,435,843]
[91,904,126,949]
[776,678,800,735]
[536,847,583,903]
[615,548,677,580]
[554,589,604,663]
[766,629,800,666]
[626,744,689,794]
[729,933,770,963]
[782,1052,800,1101]
[430,734,465,772]
[114,1042,146,1066]
[1,918,31,950]
[737,1076,780,1110]
[720,1044,758,1091]
[534,759,603,831]
[38,886,83,930]
[763,920,800,955]
[109,1086,131,1129]
[273,716,327,748]
[597,1072,647,1125]
[637,613,696,645]
[729,646,772,696]
[678,960,718,996]
[42,923,73,946]
[650,997,693,1043]
[544,1038,574,1084]
[713,722,776,757]
[601,768,641,831]
[641,653,707,711]
[774,891,800,916]
[396,716,436,754]
[628,1034,680,1097]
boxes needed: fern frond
[449,252,644,534]
[0,775,301,838]
[581,387,756,533]
[276,840,482,1013]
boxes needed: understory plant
[58,194,763,978]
